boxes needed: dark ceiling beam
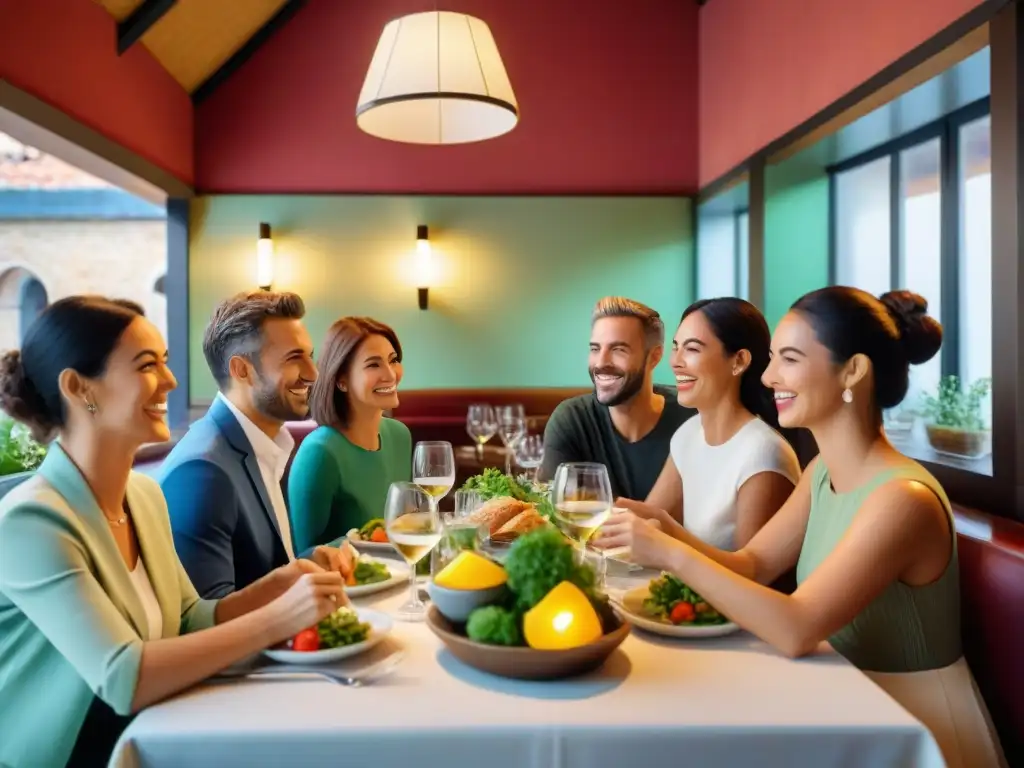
[191,0,308,104]
[117,0,177,55]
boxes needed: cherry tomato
[370,528,389,543]
[292,627,320,652]
[670,601,696,624]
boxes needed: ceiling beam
[191,0,308,104]
[118,0,177,55]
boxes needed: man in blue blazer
[160,291,352,598]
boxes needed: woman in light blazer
[0,296,345,768]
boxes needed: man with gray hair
[539,297,694,499]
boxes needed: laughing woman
[614,298,800,551]
[287,317,412,555]
[599,287,1006,768]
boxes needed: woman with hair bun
[0,296,345,768]
[600,287,1005,767]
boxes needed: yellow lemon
[434,551,507,590]
[523,581,603,650]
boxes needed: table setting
[108,456,946,768]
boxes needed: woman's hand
[614,497,671,524]
[595,510,682,572]
[264,572,346,644]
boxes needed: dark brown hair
[308,317,402,428]
[792,287,942,410]
[202,291,305,388]
[0,296,144,442]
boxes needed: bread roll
[465,496,528,534]
[492,506,548,541]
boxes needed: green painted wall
[764,158,830,328]
[188,196,694,401]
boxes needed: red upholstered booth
[952,506,1024,765]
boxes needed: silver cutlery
[217,651,405,687]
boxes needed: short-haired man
[161,291,353,599]
[540,297,694,499]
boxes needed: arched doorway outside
[19,277,47,341]
[0,267,49,349]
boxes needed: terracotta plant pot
[925,424,992,460]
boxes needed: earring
[85,400,98,414]
[842,389,853,404]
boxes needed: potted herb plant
[920,375,992,460]
[0,413,47,478]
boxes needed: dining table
[109,556,944,768]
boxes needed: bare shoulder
[860,471,949,537]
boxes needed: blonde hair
[591,296,664,350]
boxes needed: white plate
[345,557,410,598]
[263,609,393,664]
[345,531,396,554]
[616,586,741,638]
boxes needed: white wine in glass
[384,482,442,621]
[466,404,498,460]
[551,462,612,584]
[412,441,456,513]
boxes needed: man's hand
[309,542,357,584]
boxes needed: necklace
[103,502,129,527]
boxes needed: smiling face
[339,333,403,413]
[249,317,317,422]
[83,316,177,445]
[762,311,848,428]
[588,316,658,406]
[670,309,745,410]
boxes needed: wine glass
[412,441,456,514]
[385,482,442,621]
[496,404,527,475]
[466,404,498,461]
[514,433,544,482]
[551,462,612,585]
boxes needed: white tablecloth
[110,565,944,768]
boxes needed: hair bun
[0,349,57,442]
[879,290,943,366]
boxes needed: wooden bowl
[426,605,630,680]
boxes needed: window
[697,209,749,300]
[829,101,992,475]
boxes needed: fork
[218,651,405,687]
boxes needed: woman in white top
[608,298,800,551]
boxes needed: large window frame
[827,97,992,475]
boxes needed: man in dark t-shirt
[540,297,694,499]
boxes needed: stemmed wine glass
[412,441,456,515]
[496,404,527,476]
[551,462,613,586]
[384,482,442,621]
[466,404,498,461]
[514,433,544,482]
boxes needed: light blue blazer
[0,443,219,768]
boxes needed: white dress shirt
[217,393,296,560]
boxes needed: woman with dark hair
[609,298,800,550]
[0,296,345,768]
[599,287,1005,767]
[287,316,412,554]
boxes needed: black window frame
[826,96,993,477]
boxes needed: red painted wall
[195,0,698,195]
[0,0,194,185]
[699,0,987,187]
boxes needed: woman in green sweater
[288,316,412,554]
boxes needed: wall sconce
[257,222,274,291]
[415,224,432,310]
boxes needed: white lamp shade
[356,11,518,145]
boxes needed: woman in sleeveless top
[598,287,1005,767]
[623,298,801,551]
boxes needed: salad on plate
[642,573,729,626]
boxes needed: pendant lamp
[355,11,518,145]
